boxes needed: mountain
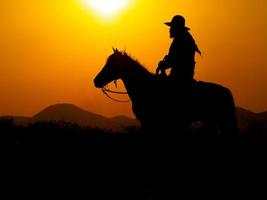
[32,104,140,131]
[257,111,267,134]
[257,111,267,121]
[33,104,111,128]
[236,107,267,135]
[1,104,266,135]
[0,104,140,132]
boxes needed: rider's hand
[156,61,164,75]
[156,67,161,75]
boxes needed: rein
[102,81,131,103]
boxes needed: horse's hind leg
[200,85,236,141]
[219,112,239,141]
[218,94,239,142]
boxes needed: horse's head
[94,48,127,88]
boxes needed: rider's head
[165,15,190,38]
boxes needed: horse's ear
[112,47,120,54]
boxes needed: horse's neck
[120,60,152,102]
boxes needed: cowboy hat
[165,15,190,30]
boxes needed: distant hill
[33,104,140,131]
[1,104,266,135]
[257,111,267,134]
[33,104,112,129]
[257,111,267,121]
[2,104,140,132]
[236,107,267,135]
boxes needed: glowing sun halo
[84,0,130,18]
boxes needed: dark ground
[6,118,267,199]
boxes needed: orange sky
[1,0,267,117]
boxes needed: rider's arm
[160,54,176,70]
[161,39,180,69]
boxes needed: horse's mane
[120,51,153,75]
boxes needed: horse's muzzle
[94,78,102,88]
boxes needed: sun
[83,0,131,18]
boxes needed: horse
[94,49,238,139]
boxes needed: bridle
[101,80,131,103]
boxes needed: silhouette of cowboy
[156,15,201,87]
